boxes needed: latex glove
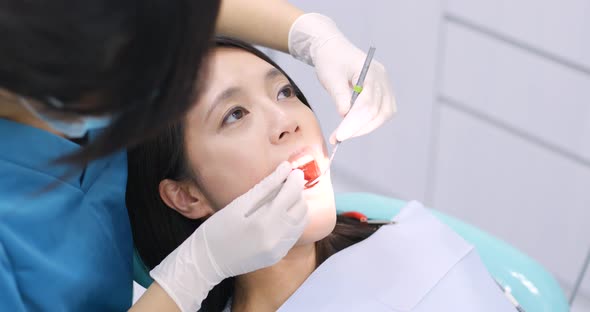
[289,13,396,144]
[150,162,308,312]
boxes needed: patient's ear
[159,179,214,219]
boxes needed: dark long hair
[0,0,220,164]
[126,37,380,311]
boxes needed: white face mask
[19,97,112,138]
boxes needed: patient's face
[183,47,336,244]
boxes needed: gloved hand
[289,13,396,144]
[150,162,308,312]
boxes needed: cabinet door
[440,22,590,162]
[447,0,590,70]
[432,105,590,295]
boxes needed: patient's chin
[295,176,337,245]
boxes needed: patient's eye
[277,85,295,100]
[222,106,249,126]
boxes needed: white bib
[278,201,516,312]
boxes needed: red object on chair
[340,211,368,223]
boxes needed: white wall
[275,0,590,307]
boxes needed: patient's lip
[288,146,316,166]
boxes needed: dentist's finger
[332,85,378,142]
[351,91,395,138]
[271,169,305,212]
[325,80,355,117]
[242,161,292,216]
[283,195,309,226]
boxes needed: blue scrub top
[0,119,133,310]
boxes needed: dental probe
[307,46,376,186]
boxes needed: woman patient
[126,37,518,312]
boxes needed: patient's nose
[270,109,300,144]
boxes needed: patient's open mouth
[299,159,321,188]
[289,153,321,189]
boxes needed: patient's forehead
[207,47,276,83]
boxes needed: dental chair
[133,192,569,312]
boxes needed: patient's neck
[232,243,316,312]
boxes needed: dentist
[0,0,395,311]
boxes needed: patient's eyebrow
[265,68,283,81]
[206,86,240,121]
[205,68,282,121]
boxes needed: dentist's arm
[216,0,397,143]
[215,0,302,52]
[130,162,308,312]
[130,282,180,312]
